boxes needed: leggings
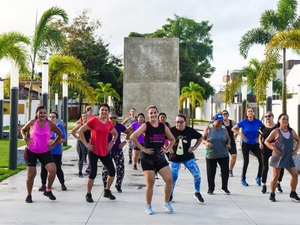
[206,157,229,191]
[241,143,262,180]
[170,158,201,194]
[41,154,64,185]
[261,147,284,183]
[89,151,115,180]
[102,151,125,188]
[76,141,88,174]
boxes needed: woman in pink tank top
[21,106,62,203]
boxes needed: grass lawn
[0,139,71,182]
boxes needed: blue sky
[0,0,299,87]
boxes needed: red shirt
[87,117,114,156]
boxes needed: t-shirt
[109,123,126,153]
[169,126,202,162]
[87,117,114,156]
[51,123,66,155]
[259,124,278,150]
[238,118,263,144]
[143,122,165,159]
[131,122,145,145]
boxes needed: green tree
[49,55,95,105]
[95,82,120,105]
[179,82,205,128]
[129,15,214,99]
[0,32,30,73]
[239,0,300,113]
[61,10,123,114]
[28,6,68,120]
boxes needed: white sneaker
[145,204,153,215]
[163,201,174,213]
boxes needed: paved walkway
[0,130,300,225]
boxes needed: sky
[1,0,300,88]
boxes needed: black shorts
[24,148,54,167]
[228,145,237,155]
[141,154,169,172]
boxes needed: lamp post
[266,81,273,112]
[298,85,300,136]
[55,92,58,111]
[241,77,247,119]
[9,61,19,170]
[0,76,4,139]
[62,74,68,146]
[42,61,49,110]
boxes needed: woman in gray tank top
[265,113,300,202]
[202,113,231,195]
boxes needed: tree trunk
[282,48,286,114]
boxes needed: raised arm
[78,124,93,151]
[71,124,82,139]
[164,125,175,153]
[265,129,281,156]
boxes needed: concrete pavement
[0,132,300,225]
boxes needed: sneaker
[255,177,261,186]
[25,195,33,203]
[194,192,204,202]
[261,185,267,194]
[290,191,300,202]
[86,193,93,203]
[103,189,116,200]
[115,186,122,193]
[269,192,276,202]
[38,185,46,192]
[163,201,174,213]
[241,179,249,186]
[221,188,231,195]
[43,190,56,200]
[207,189,214,195]
[169,194,173,202]
[61,184,67,191]
[229,170,233,177]
[78,172,83,178]
[133,165,137,170]
[128,159,133,165]
[277,183,283,193]
[145,204,153,215]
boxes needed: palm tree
[0,31,30,71]
[239,0,300,113]
[28,6,68,120]
[49,55,95,105]
[179,82,205,128]
[95,82,120,105]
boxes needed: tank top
[205,125,229,159]
[223,120,236,146]
[28,119,51,153]
[142,121,165,159]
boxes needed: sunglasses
[265,115,272,118]
[176,121,185,124]
[110,117,118,119]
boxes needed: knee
[46,164,57,174]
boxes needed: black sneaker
[221,188,231,195]
[78,172,83,178]
[194,192,204,203]
[128,159,132,165]
[133,165,137,170]
[269,192,276,202]
[207,190,214,195]
[86,193,93,203]
[38,185,46,192]
[290,191,300,202]
[277,183,283,193]
[44,190,56,200]
[61,184,67,191]
[262,185,267,194]
[103,189,116,200]
[25,195,33,203]
[169,194,173,202]
[115,186,122,193]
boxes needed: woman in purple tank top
[21,106,62,203]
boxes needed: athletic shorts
[24,148,54,167]
[141,154,169,172]
[228,145,237,155]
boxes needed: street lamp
[42,61,49,110]
[266,81,273,112]
[55,92,58,111]
[0,76,4,139]
[241,77,247,119]
[9,60,19,170]
[62,74,68,146]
